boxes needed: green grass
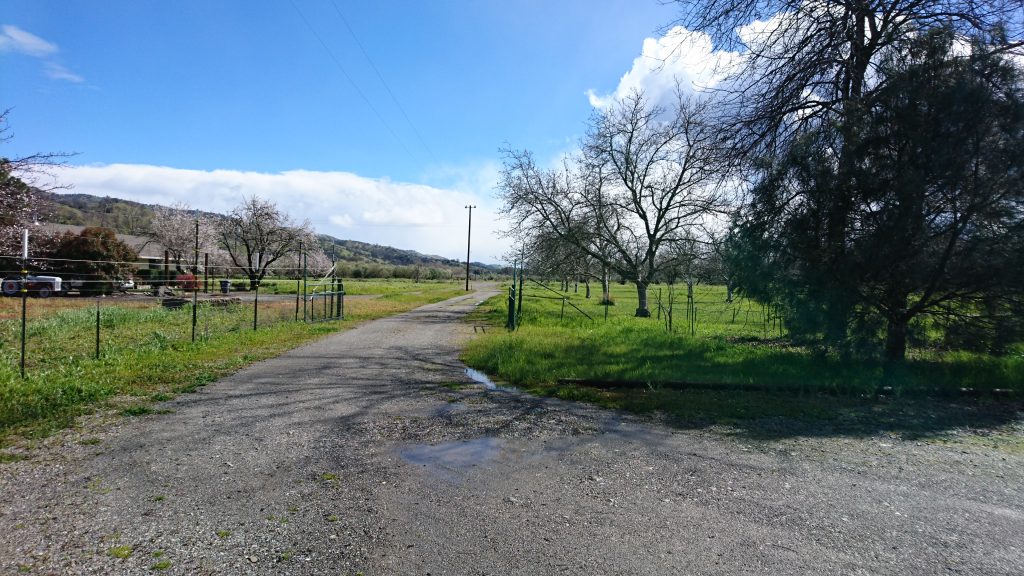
[0,280,466,443]
[467,282,1023,394]
[464,281,1023,440]
[107,545,133,559]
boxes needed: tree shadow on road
[517,382,1024,445]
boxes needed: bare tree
[584,91,727,315]
[217,196,313,289]
[671,0,1023,156]
[499,91,727,316]
[1,109,73,257]
[148,202,218,268]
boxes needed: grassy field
[463,281,1023,441]
[0,280,464,443]
[220,276,464,296]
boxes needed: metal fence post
[253,282,259,330]
[95,301,101,359]
[20,263,27,378]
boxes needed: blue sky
[1,0,713,262]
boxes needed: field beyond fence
[462,280,1023,442]
[465,280,1024,397]
[0,279,465,442]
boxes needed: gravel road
[1,287,1022,575]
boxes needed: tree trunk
[884,316,908,363]
[725,282,733,303]
[584,279,591,298]
[601,269,611,304]
[634,281,651,317]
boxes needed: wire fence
[505,275,787,340]
[0,256,345,378]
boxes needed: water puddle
[468,366,503,389]
[400,437,504,482]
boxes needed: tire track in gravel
[2,286,1022,575]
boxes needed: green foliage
[728,29,1024,360]
[50,227,138,294]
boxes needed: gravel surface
[1,287,1022,575]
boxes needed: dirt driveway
[1,288,1021,575]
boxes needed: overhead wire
[286,0,416,160]
[328,0,439,164]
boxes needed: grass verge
[0,281,464,444]
[463,289,1023,444]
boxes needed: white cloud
[52,164,509,263]
[586,26,740,109]
[0,24,84,83]
[0,24,57,57]
[44,62,84,83]
[329,214,354,228]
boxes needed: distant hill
[43,192,501,272]
[44,192,157,235]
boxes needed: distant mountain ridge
[43,192,499,271]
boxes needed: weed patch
[107,545,132,559]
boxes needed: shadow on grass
[525,382,1022,444]
[465,321,1024,444]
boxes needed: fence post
[20,258,28,378]
[516,269,524,324]
[302,252,307,322]
[668,285,674,334]
[95,301,101,359]
[253,282,259,330]
[295,279,300,321]
[507,286,516,330]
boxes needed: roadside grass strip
[463,284,1023,443]
[0,281,464,444]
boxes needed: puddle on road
[400,437,505,482]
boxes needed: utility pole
[191,212,199,342]
[464,205,475,291]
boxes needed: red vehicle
[1,275,63,298]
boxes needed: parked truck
[0,275,63,298]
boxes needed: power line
[287,0,416,159]
[328,0,439,164]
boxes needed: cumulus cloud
[0,24,57,57]
[52,164,508,263]
[587,26,741,109]
[0,24,84,83]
